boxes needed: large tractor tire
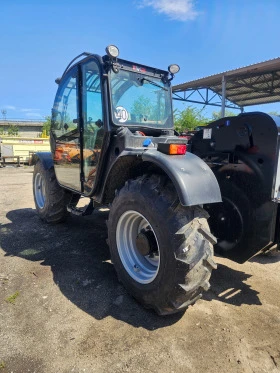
[107,174,217,315]
[33,161,72,223]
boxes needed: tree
[268,111,280,116]
[42,116,51,137]
[1,109,7,120]
[211,110,237,121]
[131,95,154,119]
[7,125,18,136]
[174,106,208,133]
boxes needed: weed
[5,291,19,304]
[0,361,5,369]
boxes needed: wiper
[140,77,168,91]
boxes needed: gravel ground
[0,166,280,373]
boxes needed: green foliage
[131,95,165,122]
[5,291,19,304]
[0,124,19,136]
[174,106,208,132]
[7,125,19,136]
[0,361,5,369]
[42,116,51,136]
[131,95,154,118]
[211,110,237,121]
[268,111,280,116]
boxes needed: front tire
[108,175,217,315]
[33,161,72,223]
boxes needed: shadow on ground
[0,208,263,328]
[1,208,184,330]
[203,263,262,306]
[249,250,280,264]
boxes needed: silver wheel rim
[116,210,160,284]
[34,172,46,209]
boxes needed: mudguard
[31,152,54,170]
[142,149,221,206]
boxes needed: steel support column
[221,75,226,117]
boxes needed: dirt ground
[0,166,280,373]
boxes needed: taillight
[169,144,187,155]
[157,143,187,155]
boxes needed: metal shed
[172,57,280,116]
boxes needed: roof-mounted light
[168,64,180,75]
[105,45,119,59]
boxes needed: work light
[105,45,119,59]
[168,64,180,74]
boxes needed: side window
[51,68,81,192]
[52,70,78,139]
[82,60,104,194]
[83,64,102,125]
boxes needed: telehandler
[32,46,278,315]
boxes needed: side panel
[142,149,221,206]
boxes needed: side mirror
[95,119,103,128]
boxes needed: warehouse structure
[0,120,45,138]
[172,57,280,116]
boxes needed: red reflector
[169,144,187,155]
[157,142,187,155]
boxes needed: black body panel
[191,112,280,262]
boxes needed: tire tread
[108,174,217,315]
[33,162,72,224]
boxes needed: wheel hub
[116,210,160,284]
[136,229,157,256]
[34,172,46,209]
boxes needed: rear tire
[33,161,72,223]
[107,175,217,315]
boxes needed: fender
[142,149,221,206]
[31,152,54,170]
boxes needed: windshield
[109,69,173,129]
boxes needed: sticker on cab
[115,106,129,123]
[203,128,212,139]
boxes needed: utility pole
[1,109,7,120]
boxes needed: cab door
[81,58,105,195]
[51,67,81,191]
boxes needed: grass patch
[0,361,5,369]
[5,291,19,304]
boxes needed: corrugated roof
[172,57,280,107]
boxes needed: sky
[1,0,280,120]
